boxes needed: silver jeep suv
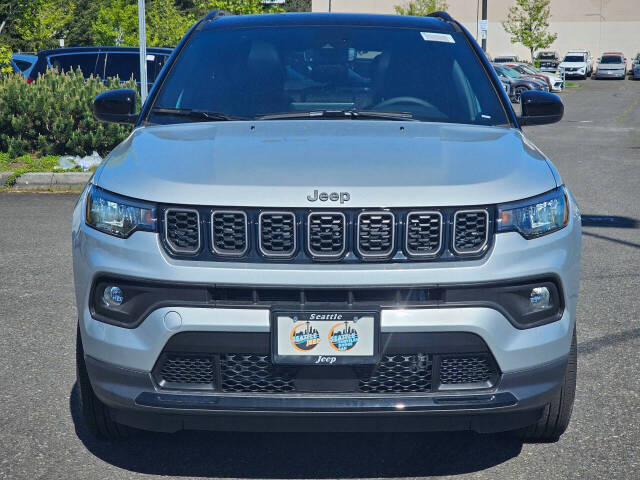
[74,11,581,442]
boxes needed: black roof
[202,12,457,33]
[36,46,173,56]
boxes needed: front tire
[76,325,132,441]
[516,326,577,442]
[514,86,527,104]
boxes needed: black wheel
[516,326,577,442]
[76,325,132,441]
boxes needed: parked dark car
[492,64,548,103]
[631,53,640,80]
[27,46,173,87]
[536,51,560,73]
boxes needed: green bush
[0,69,137,158]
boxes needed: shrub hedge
[0,69,137,158]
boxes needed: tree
[502,0,557,62]
[195,0,284,16]
[394,0,448,16]
[147,0,194,47]
[0,44,12,74]
[10,0,73,51]
[92,0,138,46]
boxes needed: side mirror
[518,90,563,126]
[93,89,138,124]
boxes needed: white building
[312,0,640,61]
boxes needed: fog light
[103,286,124,308]
[530,287,551,311]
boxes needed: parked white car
[558,50,593,79]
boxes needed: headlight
[497,187,569,239]
[86,185,156,238]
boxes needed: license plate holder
[271,310,380,365]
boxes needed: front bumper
[595,70,625,79]
[85,353,568,433]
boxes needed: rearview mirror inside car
[518,90,564,126]
[93,89,138,125]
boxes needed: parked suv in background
[558,50,592,79]
[631,53,640,80]
[536,51,560,73]
[595,53,627,79]
[76,11,580,443]
[27,46,172,87]
[11,53,37,78]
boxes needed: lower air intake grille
[439,356,493,385]
[307,212,346,258]
[453,210,489,254]
[259,212,296,257]
[220,354,295,393]
[357,212,395,257]
[406,211,442,256]
[211,211,248,256]
[165,209,200,254]
[358,354,432,393]
[159,355,215,387]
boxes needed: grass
[0,152,81,186]
[565,82,582,88]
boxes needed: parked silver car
[595,53,627,79]
[75,11,580,443]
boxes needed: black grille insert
[165,209,200,254]
[453,210,489,254]
[439,355,493,386]
[259,212,296,257]
[358,354,432,393]
[158,354,215,388]
[406,211,442,256]
[357,211,395,258]
[307,212,346,258]
[220,354,296,393]
[211,211,248,256]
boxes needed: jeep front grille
[357,211,395,258]
[211,210,248,256]
[161,207,493,263]
[453,210,489,254]
[406,211,442,257]
[164,209,200,254]
[259,212,296,258]
[307,212,346,258]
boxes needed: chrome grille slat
[405,211,442,257]
[164,208,200,254]
[357,211,395,258]
[211,210,248,256]
[259,212,296,257]
[453,209,489,254]
[307,212,346,258]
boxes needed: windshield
[563,55,585,63]
[538,53,555,59]
[148,25,508,126]
[495,66,520,79]
[600,56,623,64]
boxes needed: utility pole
[138,0,148,104]
[328,0,332,12]
[481,0,487,52]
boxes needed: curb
[3,171,92,189]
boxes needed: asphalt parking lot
[1,78,639,479]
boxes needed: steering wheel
[373,96,435,110]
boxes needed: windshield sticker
[421,32,455,43]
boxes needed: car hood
[96,121,557,208]
[559,62,586,68]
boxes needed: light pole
[481,0,487,52]
[138,0,148,104]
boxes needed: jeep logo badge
[307,189,350,204]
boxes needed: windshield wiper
[256,110,415,121]
[150,107,246,121]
